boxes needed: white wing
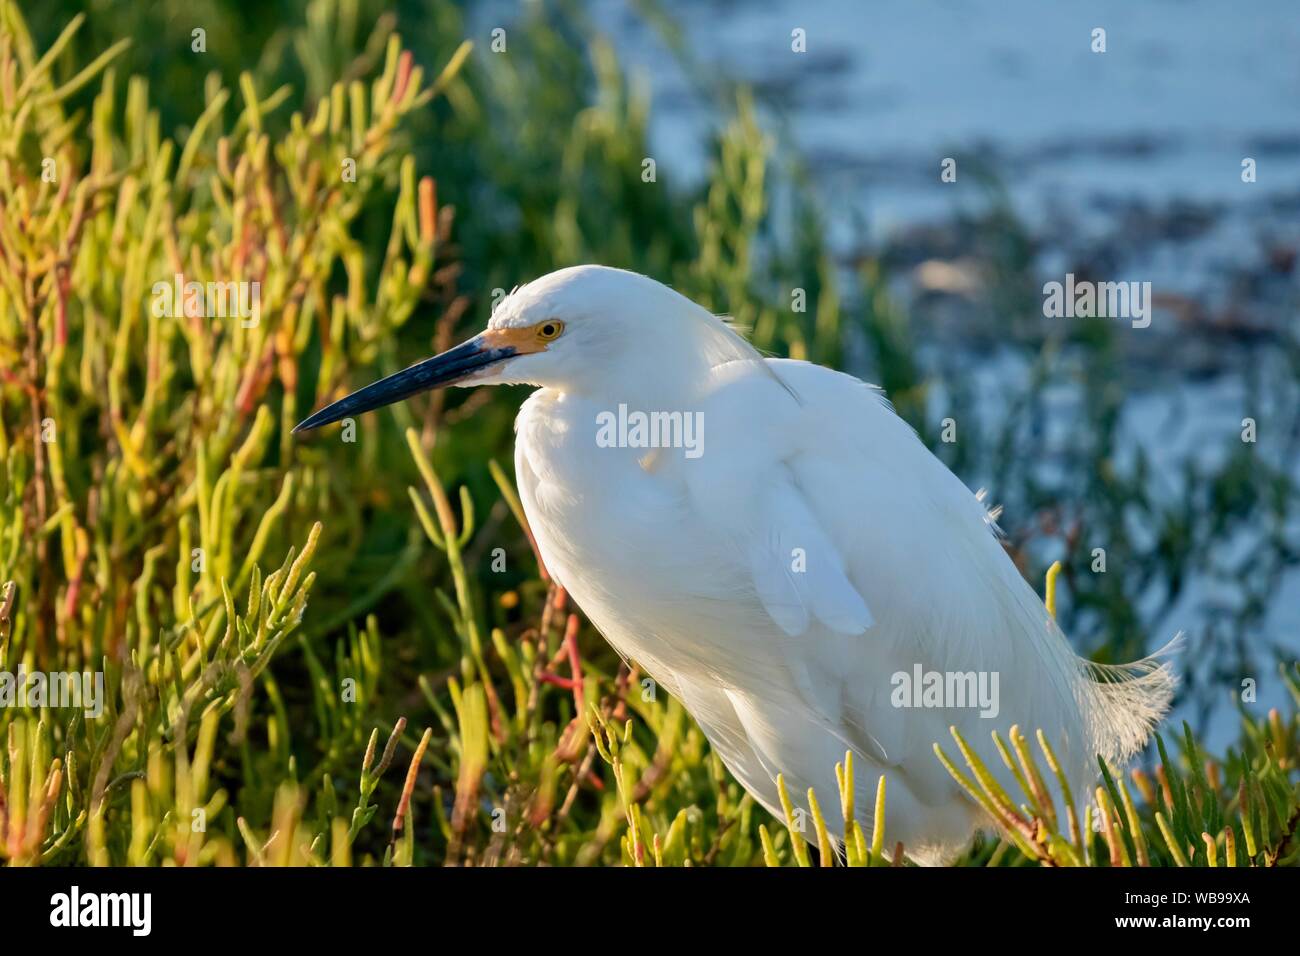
[746,466,874,637]
[689,360,1151,830]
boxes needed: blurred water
[589,0,1300,336]
[598,1,1300,228]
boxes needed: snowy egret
[296,265,1176,862]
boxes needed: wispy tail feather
[1082,633,1183,765]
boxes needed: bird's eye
[536,320,564,341]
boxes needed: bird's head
[294,265,758,433]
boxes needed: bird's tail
[1080,633,1183,766]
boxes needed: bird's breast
[513,391,765,666]
[515,393,720,588]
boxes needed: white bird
[296,265,1177,863]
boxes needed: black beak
[293,336,515,433]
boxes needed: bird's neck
[569,363,711,417]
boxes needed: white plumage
[298,264,1178,862]
[506,266,1176,862]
